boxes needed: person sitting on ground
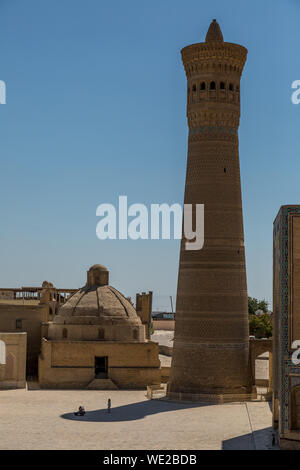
[74,406,85,416]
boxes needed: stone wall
[0,332,27,389]
[153,320,175,331]
[39,339,161,389]
[0,303,47,374]
[249,338,272,389]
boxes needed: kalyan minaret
[167,20,252,401]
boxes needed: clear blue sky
[0,0,299,310]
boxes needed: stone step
[26,380,41,390]
[86,378,118,390]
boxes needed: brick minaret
[167,20,252,401]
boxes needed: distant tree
[248,297,258,315]
[249,313,272,338]
[248,296,268,315]
[257,299,268,313]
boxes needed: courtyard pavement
[0,389,277,450]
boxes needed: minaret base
[166,385,257,404]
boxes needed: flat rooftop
[0,299,40,306]
[0,389,276,450]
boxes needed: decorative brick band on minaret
[167,20,253,402]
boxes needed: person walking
[107,398,111,414]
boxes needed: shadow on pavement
[222,426,279,450]
[61,399,208,422]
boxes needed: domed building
[38,265,161,389]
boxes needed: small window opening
[210,81,216,90]
[98,328,105,340]
[133,329,138,340]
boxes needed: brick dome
[56,284,137,320]
[47,265,145,342]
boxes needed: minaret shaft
[167,20,252,400]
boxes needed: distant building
[136,291,153,339]
[152,311,174,320]
[39,264,161,389]
[0,267,159,388]
[0,283,75,375]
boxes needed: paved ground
[0,389,277,450]
[151,330,174,348]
